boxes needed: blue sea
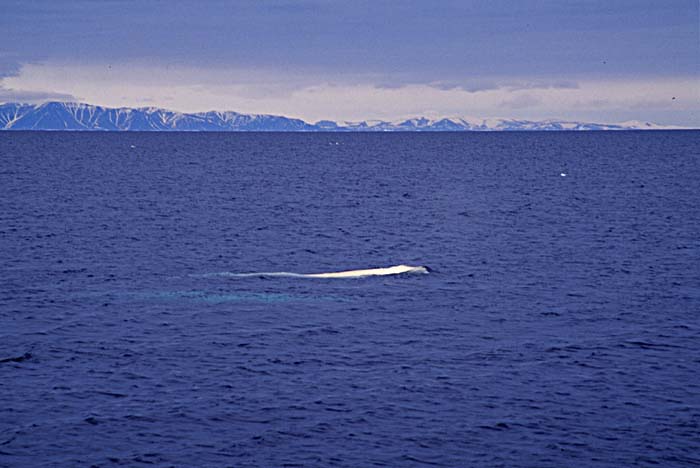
[1,131,699,467]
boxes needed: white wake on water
[197,264,430,279]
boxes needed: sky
[1,0,698,125]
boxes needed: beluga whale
[303,264,430,279]
[196,264,431,279]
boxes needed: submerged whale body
[199,264,430,279]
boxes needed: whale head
[396,264,431,274]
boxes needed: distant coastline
[0,101,692,132]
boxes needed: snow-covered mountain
[0,102,315,131]
[0,102,686,131]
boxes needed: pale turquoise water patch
[75,290,350,304]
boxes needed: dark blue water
[1,131,699,467]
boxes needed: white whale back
[305,264,428,278]
[197,264,429,279]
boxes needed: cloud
[506,80,580,91]
[0,84,76,103]
[378,79,581,94]
[0,54,23,79]
[574,98,611,108]
[500,94,542,109]
[436,80,581,93]
[428,81,502,93]
[627,98,689,110]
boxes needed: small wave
[197,264,430,279]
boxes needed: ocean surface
[1,131,699,467]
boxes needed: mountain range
[0,102,686,132]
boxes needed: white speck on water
[560,173,567,177]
